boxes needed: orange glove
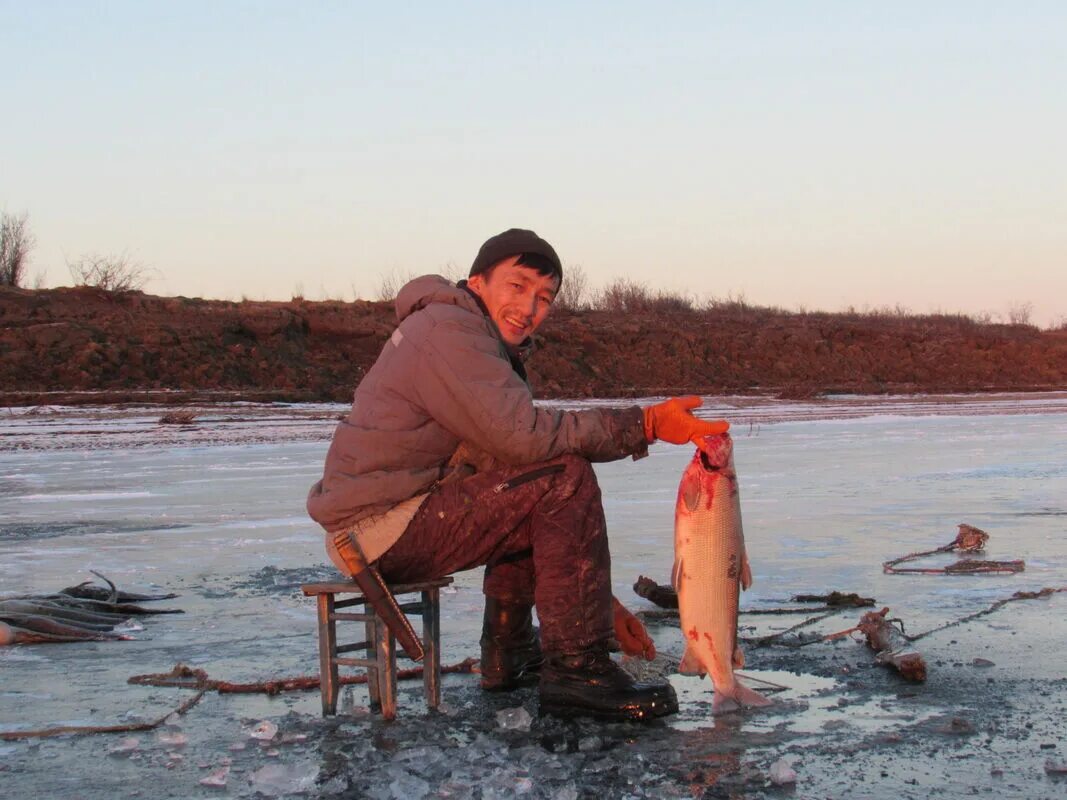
[642,396,729,449]
[613,596,656,660]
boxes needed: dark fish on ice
[0,571,181,645]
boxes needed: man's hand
[642,396,729,450]
[612,596,656,660]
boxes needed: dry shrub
[593,278,695,314]
[835,304,1003,333]
[376,270,416,302]
[706,292,752,315]
[68,252,152,292]
[553,264,590,311]
[439,261,464,283]
[0,211,34,287]
[703,292,781,324]
[159,409,197,425]
[1006,301,1034,326]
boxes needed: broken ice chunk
[769,758,797,785]
[249,720,278,741]
[107,737,140,755]
[495,706,533,731]
[249,762,320,795]
[199,766,230,788]
[388,771,431,799]
[156,730,188,748]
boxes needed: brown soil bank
[2,285,1067,405]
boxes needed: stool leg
[365,618,380,712]
[377,617,398,720]
[317,594,339,716]
[422,588,441,710]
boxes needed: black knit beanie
[468,228,563,283]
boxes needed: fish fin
[678,646,705,677]
[733,644,745,669]
[740,549,753,591]
[682,477,701,512]
[671,556,684,594]
[712,691,740,715]
[713,684,772,715]
[734,683,773,708]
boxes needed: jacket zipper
[492,463,566,493]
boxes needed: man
[308,228,727,721]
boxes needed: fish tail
[712,691,740,715]
[678,645,706,677]
[712,684,772,715]
[735,684,773,708]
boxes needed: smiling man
[308,228,727,721]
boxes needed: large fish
[673,432,771,714]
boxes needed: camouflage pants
[376,455,614,654]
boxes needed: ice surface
[2,394,1067,799]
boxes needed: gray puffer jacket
[306,275,647,533]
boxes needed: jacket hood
[394,275,480,324]
[393,273,536,365]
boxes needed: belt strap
[331,529,424,662]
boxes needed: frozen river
[2,393,1066,799]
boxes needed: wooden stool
[301,577,453,720]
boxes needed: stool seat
[301,577,454,596]
[302,576,453,720]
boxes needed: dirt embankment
[2,286,1067,405]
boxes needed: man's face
[467,256,560,346]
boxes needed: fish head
[677,433,735,514]
[697,432,733,471]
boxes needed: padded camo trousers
[376,455,614,653]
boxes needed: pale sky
[3,3,1065,325]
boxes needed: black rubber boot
[479,598,543,692]
[539,646,678,722]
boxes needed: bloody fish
[673,432,771,714]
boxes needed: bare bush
[553,263,589,311]
[856,303,914,319]
[0,211,35,287]
[159,409,197,425]
[439,261,464,283]
[376,270,415,302]
[706,291,752,314]
[1007,301,1034,326]
[68,252,152,292]
[594,278,695,314]
[702,292,785,324]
